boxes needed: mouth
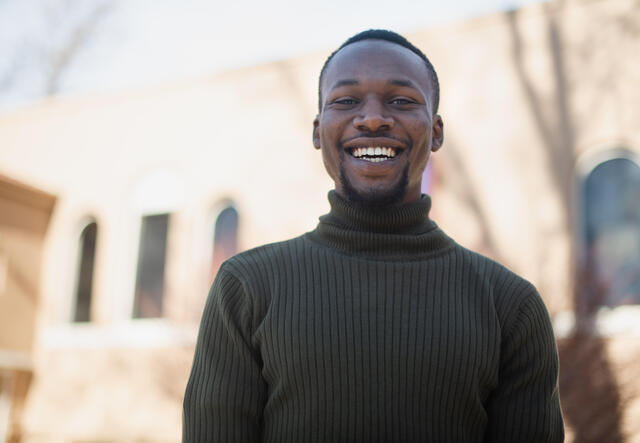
[345,145,401,163]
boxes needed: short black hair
[318,29,440,114]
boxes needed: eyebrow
[331,79,359,89]
[330,78,419,90]
[388,79,418,88]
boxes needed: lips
[342,137,407,164]
[348,146,398,162]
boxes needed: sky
[0,0,546,111]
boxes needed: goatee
[339,163,410,208]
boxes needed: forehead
[322,40,431,94]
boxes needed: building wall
[0,0,638,441]
[0,176,55,354]
[411,0,640,315]
[0,175,55,443]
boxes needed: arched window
[133,213,170,318]
[210,205,239,282]
[579,153,640,310]
[130,168,183,319]
[73,221,98,322]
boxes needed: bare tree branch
[0,0,113,103]
[46,1,112,95]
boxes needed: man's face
[313,39,443,206]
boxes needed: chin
[340,166,409,208]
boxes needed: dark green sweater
[183,192,564,442]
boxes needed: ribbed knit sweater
[183,191,564,442]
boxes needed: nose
[353,99,394,132]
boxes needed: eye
[332,97,359,106]
[389,97,416,105]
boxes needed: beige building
[0,176,56,442]
[0,0,639,441]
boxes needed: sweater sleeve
[484,287,564,442]
[183,266,267,443]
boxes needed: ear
[430,114,444,152]
[313,116,321,150]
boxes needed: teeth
[351,146,398,159]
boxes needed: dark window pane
[73,222,97,322]
[133,213,169,318]
[210,206,239,281]
[581,157,640,308]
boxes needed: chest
[254,259,501,400]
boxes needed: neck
[334,186,422,208]
[305,191,454,260]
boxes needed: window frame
[566,147,640,336]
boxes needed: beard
[339,163,410,208]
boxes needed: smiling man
[314,34,442,208]
[183,30,564,443]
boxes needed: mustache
[338,133,411,148]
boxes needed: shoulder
[448,243,546,325]
[212,235,309,323]
[214,235,309,304]
[220,235,307,278]
[449,243,535,291]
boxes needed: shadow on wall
[505,3,631,441]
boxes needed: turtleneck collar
[305,191,454,260]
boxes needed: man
[183,29,564,442]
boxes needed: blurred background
[0,0,639,441]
